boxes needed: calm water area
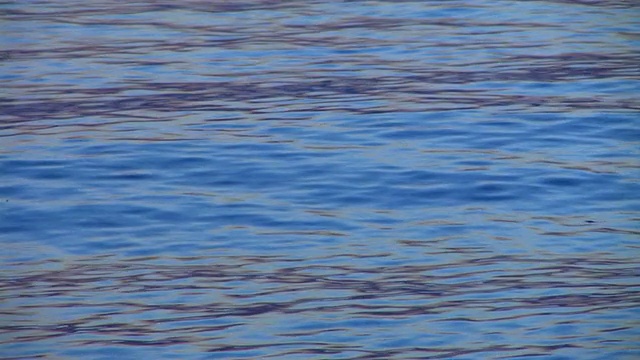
[1,1,639,359]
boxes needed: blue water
[1,1,639,359]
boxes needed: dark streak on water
[3,253,640,359]
[1,1,639,359]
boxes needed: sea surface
[1,1,639,359]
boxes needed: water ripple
[1,253,638,358]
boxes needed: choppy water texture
[1,1,639,359]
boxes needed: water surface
[1,1,639,359]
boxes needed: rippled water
[1,1,639,359]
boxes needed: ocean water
[1,1,639,359]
